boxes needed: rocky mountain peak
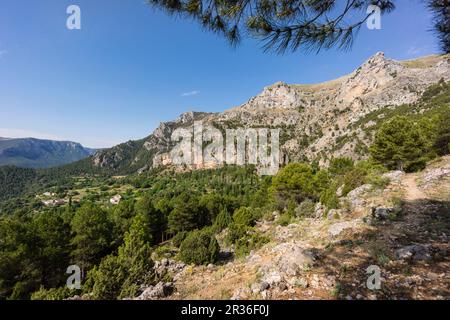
[89,53,449,174]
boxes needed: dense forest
[0,81,449,300]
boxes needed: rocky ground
[142,156,450,300]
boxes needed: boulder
[371,207,394,220]
[251,281,270,294]
[328,220,359,237]
[327,209,342,220]
[381,170,404,183]
[314,202,325,218]
[261,271,283,285]
[137,282,174,300]
[395,245,431,261]
[277,245,315,276]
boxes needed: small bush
[225,223,249,245]
[277,213,292,226]
[233,207,259,227]
[342,167,367,195]
[153,244,175,259]
[172,231,188,248]
[178,229,219,265]
[234,231,269,258]
[320,185,339,210]
[294,199,316,218]
[213,209,232,231]
[329,157,354,176]
[31,286,74,300]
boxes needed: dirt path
[402,174,427,201]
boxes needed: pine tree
[90,213,155,299]
[370,116,431,172]
[71,204,113,271]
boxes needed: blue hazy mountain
[0,137,97,169]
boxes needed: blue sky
[0,0,441,148]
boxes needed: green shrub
[329,157,354,176]
[270,163,331,207]
[88,212,156,300]
[342,167,367,195]
[370,116,432,172]
[320,185,339,210]
[213,209,232,231]
[277,213,292,226]
[90,254,126,300]
[294,199,316,218]
[233,207,259,227]
[172,231,188,248]
[178,229,219,265]
[31,286,73,300]
[234,231,269,258]
[153,244,175,259]
[225,223,249,245]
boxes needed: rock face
[89,53,449,174]
[419,158,450,189]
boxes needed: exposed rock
[251,281,270,294]
[314,202,325,218]
[327,209,342,220]
[89,53,449,174]
[231,287,251,300]
[329,219,360,237]
[137,282,174,300]
[395,245,431,261]
[153,259,186,280]
[382,170,404,183]
[261,271,283,285]
[344,184,373,210]
[371,207,394,220]
[336,185,344,197]
[420,162,450,189]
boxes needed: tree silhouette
[147,0,449,53]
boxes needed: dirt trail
[402,174,427,201]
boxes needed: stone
[277,281,288,291]
[345,184,372,210]
[137,282,174,300]
[328,219,359,237]
[381,170,404,183]
[336,185,344,197]
[251,281,270,294]
[161,258,169,267]
[314,202,325,218]
[327,209,342,220]
[261,271,283,285]
[277,245,315,276]
[371,207,393,220]
[395,245,431,261]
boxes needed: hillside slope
[143,156,450,300]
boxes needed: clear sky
[0,0,442,148]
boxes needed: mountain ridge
[82,52,449,174]
[0,137,97,169]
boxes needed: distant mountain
[0,137,97,168]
